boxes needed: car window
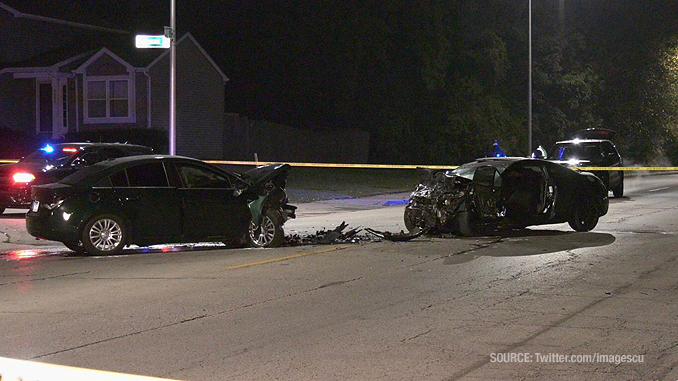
[165,163,183,188]
[126,163,169,187]
[94,177,112,188]
[110,170,129,187]
[176,164,231,189]
[72,151,100,167]
[99,148,125,161]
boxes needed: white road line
[648,187,670,192]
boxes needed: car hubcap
[89,219,123,251]
[249,216,276,246]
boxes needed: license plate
[31,201,39,212]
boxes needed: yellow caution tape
[0,356,179,380]
[1,158,676,171]
[205,160,457,169]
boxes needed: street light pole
[169,0,176,155]
[528,0,533,155]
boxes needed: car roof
[55,142,152,150]
[58,155,227,186]
[88,154,200,168]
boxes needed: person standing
[488,140,506,157]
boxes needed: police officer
[488,139,506,157]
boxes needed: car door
[111,162,182,243]
[172,162,247,240]
[473,166,502,220]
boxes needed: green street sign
[135,35,170,49]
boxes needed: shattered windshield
[447,161,512,180]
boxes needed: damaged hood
[241,164,291,188]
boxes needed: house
[0,1,228,159]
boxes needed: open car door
[473,166,503,220]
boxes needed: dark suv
[548,129,624,197]
[0,143,152,214]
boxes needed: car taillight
[12,172,35,183]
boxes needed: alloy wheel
[89,218,123,252]
[249,215,276,247]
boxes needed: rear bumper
[25,210,80,244]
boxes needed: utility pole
[528,0,533,156]
[169,0,176,155]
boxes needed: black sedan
[26,156,296,255]
[404,157,609,236]
[0,143,152,214]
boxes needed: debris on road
[365,227,426,242]
[285,221,378,246]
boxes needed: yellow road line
[226,246,349,270]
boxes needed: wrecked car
[25,156,295,255]
[403,158,609,236]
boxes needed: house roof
[0,32,228,82]
[0,0,127,34]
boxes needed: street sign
[135,35,170,49]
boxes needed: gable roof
[74,47,134,74]
[0,0,128,34]
[0,31,228,82]
[147,32,229,82]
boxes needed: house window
[84,76,135,123]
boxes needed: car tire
[568,199,599,232]
[456,203,477,237]
[404,206,416,231]
[0,207,5,215]
[612,175,624,198]
[81,214,128,255]
[63,242,86,253]
[248,209,285,248]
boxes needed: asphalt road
[1,174,677,380]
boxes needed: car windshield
[550,143,604,160]
[446,161,512,180]
[22,145,79,164]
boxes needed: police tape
[205,161,678,171]
[205,160,457,169]
[0,356,178,381]
[1,158,677,171]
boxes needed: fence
[223,113,370,163]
